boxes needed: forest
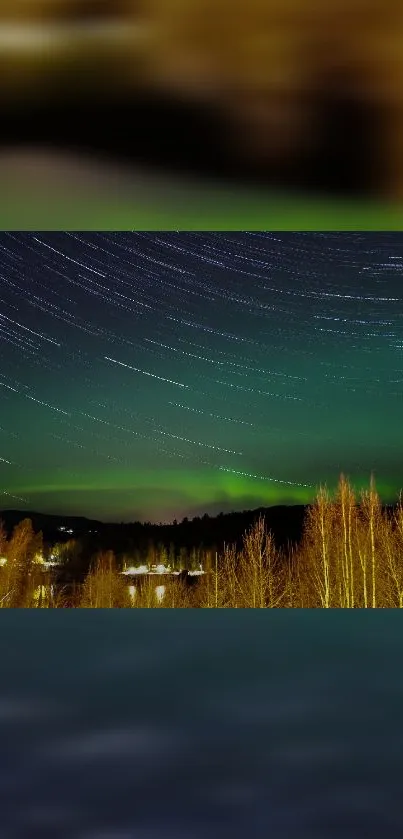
[1,475,402,608]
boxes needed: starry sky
[0,232,402,524]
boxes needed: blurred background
[1,0,403,227]
[1,611,403,839]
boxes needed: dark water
[1,612,402,838]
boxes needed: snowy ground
[121,564,205,577]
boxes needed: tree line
[1,475,402,607]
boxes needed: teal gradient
[0,232,402,522]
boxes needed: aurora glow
[0,232,402,523]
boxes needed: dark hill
[0,502,397,558]
[0,505,308,554]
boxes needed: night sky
[0,231,402,524]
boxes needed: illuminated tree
[80,549,130,607]
[5,518,43,607]
[0,519,8,557]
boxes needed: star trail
[0,232,402,523]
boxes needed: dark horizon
[0,499,310,529]
[0,481,401,531]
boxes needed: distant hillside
[0,502,397,556]
[0,505,308,553]
[0,509,103,537]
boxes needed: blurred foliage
[1,1,403,214]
